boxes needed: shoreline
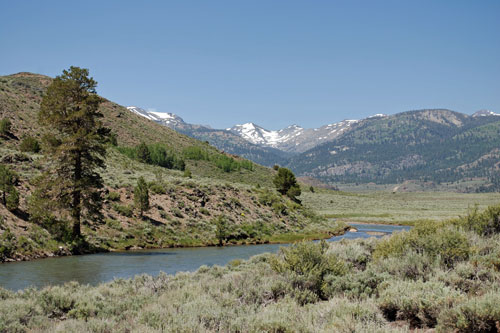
[0,226,349,264]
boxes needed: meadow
[301,188,500,225]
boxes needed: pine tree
[213,215,228,246]
[134,176,149,217]
[273,167,301,203]
[136,142,151,164]
[0,164,19,211]
[38,66,110,238]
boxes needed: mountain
[472,109,500,117]
[228,120,358,153]
[126,106,292,166]
[286,109,500,191]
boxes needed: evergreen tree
[273,167,301,202]
[0,164,19,211]
[136,142,151,164]
[213,215,228,246]
[134,176,149,217]
[38,66,110,238]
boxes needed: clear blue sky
[1,1,499,129]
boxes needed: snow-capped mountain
[226,123,304,147]
[127,106,187,128]
[472,109,500,117]
[228,120,358,153]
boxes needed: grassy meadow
[301,189,500,225]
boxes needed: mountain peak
[472,109,500,117]
[127,106,186,126]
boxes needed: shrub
[456,204,500,236]
[323,269,390,300]
[0,165,19,209]
[378,280,464,328]
[183,168,192,178]
[437,291,500,332]
[28,189,72,241]
[19,136,41,153]
[213,215,228,246]
[183,146,209,160]
[148,183,166,195]
[270,241,347,304]
[113,204,133,217]
[106,191,121,201]
[0,119,11,136]
[5,187,19,212]
[0,228,16,260]
[134,177,149,217]
[171,208,183,218]
[272,202,287,216]
[373,222,471,268]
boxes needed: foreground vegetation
[1,204,500,332]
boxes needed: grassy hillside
[0,72,344,262]
[0,72,274,187]
[288,109,500,191]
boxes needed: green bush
[0,118,11,136]
[323,269,390,300]
[456,204,500,236]
[116,144,185,171]
[19,136,41,153]
[105,218,121,230]
[183,146,209,160]
[171,208,183,218]
[378,280,464,328]
[112,204,133,217]
[437,291,500,332]
[5,187,19,212]
[0,228,16,260]
[106,191,121,201]
[148,182,166,195]
[270,241,347,304]
[373,222,471,268]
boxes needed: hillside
[0,72,344,262]
[0,73,276,186]
[287,109,500,191]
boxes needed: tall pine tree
[38,66,110,238]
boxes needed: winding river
[0,223,410,291]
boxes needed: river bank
[0,222,349,264]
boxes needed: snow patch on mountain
[127,106,186,127]
[472,110,500,117]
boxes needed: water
[0,223,410,291]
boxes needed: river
[0,223,410,291]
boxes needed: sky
[1,1,499,130]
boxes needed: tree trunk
[72,153,82,238]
